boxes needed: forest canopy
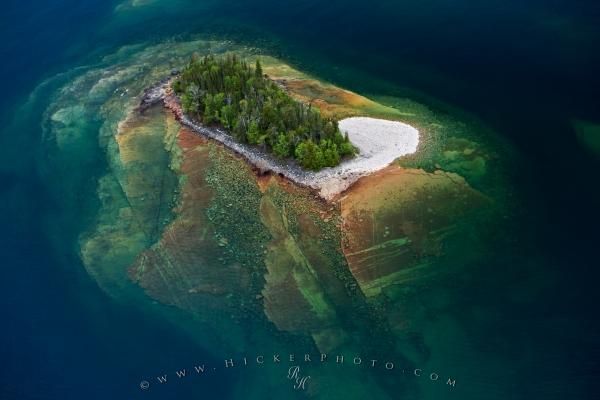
[172,54,356,170]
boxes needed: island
[154,54,420,199]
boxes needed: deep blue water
[1,1,599,399]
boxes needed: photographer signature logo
[287,366,311,390]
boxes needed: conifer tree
[255,59,263,78]
[173,54,357,170]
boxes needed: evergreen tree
[273,134,291,158]
[173,54,357,170]
[247,121,261,145]
[255,59,263,78]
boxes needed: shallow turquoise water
[1,1,599,399]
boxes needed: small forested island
[172,55,356,170]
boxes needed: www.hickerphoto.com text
[139,353,458,392]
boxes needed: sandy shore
[148,80,419,200]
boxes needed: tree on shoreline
[173,54,356,170]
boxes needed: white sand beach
[338,117,419,165]
[302,117,419,198]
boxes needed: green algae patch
[79,174,150,295]
[80,107,180,297]
[259,191,347,351]
[573,119,600,157]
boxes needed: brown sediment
[128,127,253,315]
[279,79,375,119]
[255,174,275,193]
[339,165,489,297]
[263,62,404,121]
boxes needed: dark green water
[1,1,599,399]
